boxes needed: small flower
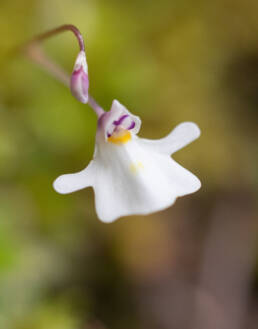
[53,100,201,223]
[70,50,89,103]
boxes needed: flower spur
[23,25,201,223]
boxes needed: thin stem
[21,25,105,117]
[25,44,70,87]
[88,95,105,118]
[27,24,85,51]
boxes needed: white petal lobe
[53,162,94,194]
[139,122,200,155]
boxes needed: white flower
[53,100,201,223]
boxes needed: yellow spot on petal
[108,130,132,145]
[130,161,144,174]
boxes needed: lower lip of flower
[108,129,132,144]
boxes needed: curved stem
[21,25,105,117]
[27,24,85,51]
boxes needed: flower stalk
[26,24,86,51]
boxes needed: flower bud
[70,51,89,103]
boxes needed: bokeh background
[0,0,257,328]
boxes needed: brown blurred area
[0,0,257,328]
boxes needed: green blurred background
[0,0,257,328]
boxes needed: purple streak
[127,121,136,130]
[113,114,129,126]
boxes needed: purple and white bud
[70,51,89,103]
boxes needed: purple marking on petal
[113,114,129,126]
[127,121,136,130]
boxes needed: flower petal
[98,100,142,141]
[110,100,141,135]
[92,137,200,223]
[53,161,94,194]
[139,122,200,155]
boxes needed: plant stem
[27,24,85,52]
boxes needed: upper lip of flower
[98,100,141,142]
